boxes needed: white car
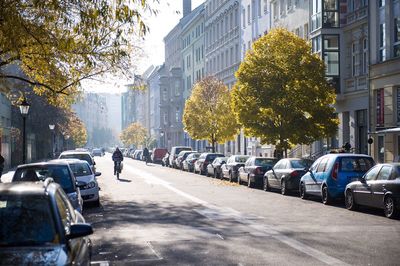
[59,159,101,207]
[59,150,96,173]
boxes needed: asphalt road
[85,153,400,266]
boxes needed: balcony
[344,75,367,93]
[345,6,367,25]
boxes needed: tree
[232,28,339,157]
[0,0,156,105]
[120,122,147,148]
[183,76,239,152]
[57,109,88,148]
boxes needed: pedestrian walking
[143,147,150,165]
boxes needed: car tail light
[290,171,299,177]
[332,162,339,180]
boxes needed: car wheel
[299,182,307,199]
[93,198,100,208]
[384,196,398,219]
[281,179,287,195]
[213,171,217,178]
[247,175,253,188]
[345,190,357,211]
[263,176,270,191]
[322,185,332,205]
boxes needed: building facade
[369,0,400,163]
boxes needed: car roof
[60,150,92,155]
[16,161,70,169]
[0,181,58,196]
[51,159,89,165]
[323,153,372,158]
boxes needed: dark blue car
[299,153,375,204]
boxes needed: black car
[264,158,313,195]
[238,157,278,188]
[207,157,228,178]
[195,153,225,175]
[0,181,93,265]
[345,163,400,218]
[221,155,250,182]
[12,161,83,213]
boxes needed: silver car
[11,161,83,213]
[61,159,101,207]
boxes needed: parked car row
[159,147,399,219]
[0,149,99,264]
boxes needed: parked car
[59,150,96,173]
[300,153,375,204]
[135,150,143,160]
[61,159,101,207]
[182,152,201,172]
[345,163,400,218]
[91,148,103,157]
[195,153,225,175]
[175,151,197,170]
[264,158,312,194]
[12,161,83,213]
[162,152,170,167]
[221,155,250,182]
[152,148,168,164]
[207,157,228,178]
[169,146,192,168]
[0,181,93,265]
[238,157,279,188]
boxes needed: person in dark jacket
[142,147,150,165]
[112,148,123,175]
[0,154,4,182]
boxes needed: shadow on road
[117,178,131,182]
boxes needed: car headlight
[84,181,96,189]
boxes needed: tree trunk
[212,139,215,153]
[284,148,287,158]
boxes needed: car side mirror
[66,223,93,240]
[93,161,96,165]
[304,167,309,172]
[95,172,101,177]
[359,176,366,183]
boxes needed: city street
[86,154,400,265]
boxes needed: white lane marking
[146,241,164,260]
[91,261,109,266]
[125,164,349,266]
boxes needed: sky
[83,0,204,93]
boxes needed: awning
[371,127,400,134]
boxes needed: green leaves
[232,28,339,154]
[120,122,147,147]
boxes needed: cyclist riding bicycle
[112,147,123,175]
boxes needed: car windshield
[13,166,75,194]
[290,159,313,169]
[176,148,191,154]
[69,163,92,177]
[235,156,249,163]
[340,157,374,172]
[60,153,93,165]
[255,158,278,167]
[0,195,58,247]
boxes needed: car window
[364,166,380,181]
[290,159,311,169]
[0,194,58,247]
[273,160,282,170]
[340,157,374,172]
[60,154,93,165]
[199,154,206,159]
[377,166,392,180]
[309,158,321,172]
[316,158,329,173]
[14,166,75,194]
[235,156,249,163]
[69,163,92,177]
[255,158,277,167]
[394,166,400,179]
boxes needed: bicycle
[114,161,122,180]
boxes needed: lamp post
[19,98,30,164]
[49,124,55,158]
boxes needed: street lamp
[49,124,55,158]
[19,97,30,164]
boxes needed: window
[364,166,380,181]
[378,136,385,163]
[162,88,167,101]
[377,88,384,127]
[379,0,385,7]
[280,0,285,16]
[323,35,339,75]
[247,5,250,24]
[377,166,392,180]
[394,18,400,58]
[323,0,339,28]
[175,108,180,122]
[362,38,368,74]
[379,23,386,61]
[316,158,329,172]
[264,0,268,13]
[352,42,358,77]
[175,80,180,96]
[258,0,262,16]
[348,0,354,12]
[304,23,309,39]
[273,2,278,20]
[287,0,292,10]
[163,113,168,125]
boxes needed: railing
[346,6,368,24]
